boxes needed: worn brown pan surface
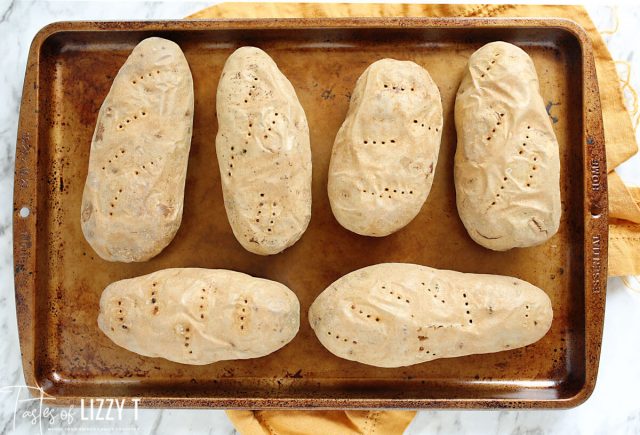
[13,18,607,408]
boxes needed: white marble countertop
[1,1,639,434]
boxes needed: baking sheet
[13,18,607,408]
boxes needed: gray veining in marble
[0,2,639,435]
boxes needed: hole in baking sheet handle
[19,206,30,218]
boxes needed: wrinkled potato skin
[81,37,194,263]
[328,59,443,237]
[455,42,561,251]
[309,263,552,368]
[98,268,300,365]
[216,47,312,255]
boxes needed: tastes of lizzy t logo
[0,385,140,433]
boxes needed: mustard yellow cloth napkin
[188,3,640,434]
[224,409,415,435]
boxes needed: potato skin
[81,37,193,262]
[328,59,443,237]
[216,47,312,255]
[98,268,300,365]
[454,42,561,251]
[309,263,552,368]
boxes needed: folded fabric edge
[225,409,417,435]
[609,171,640,222]
[609,220,640,276]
